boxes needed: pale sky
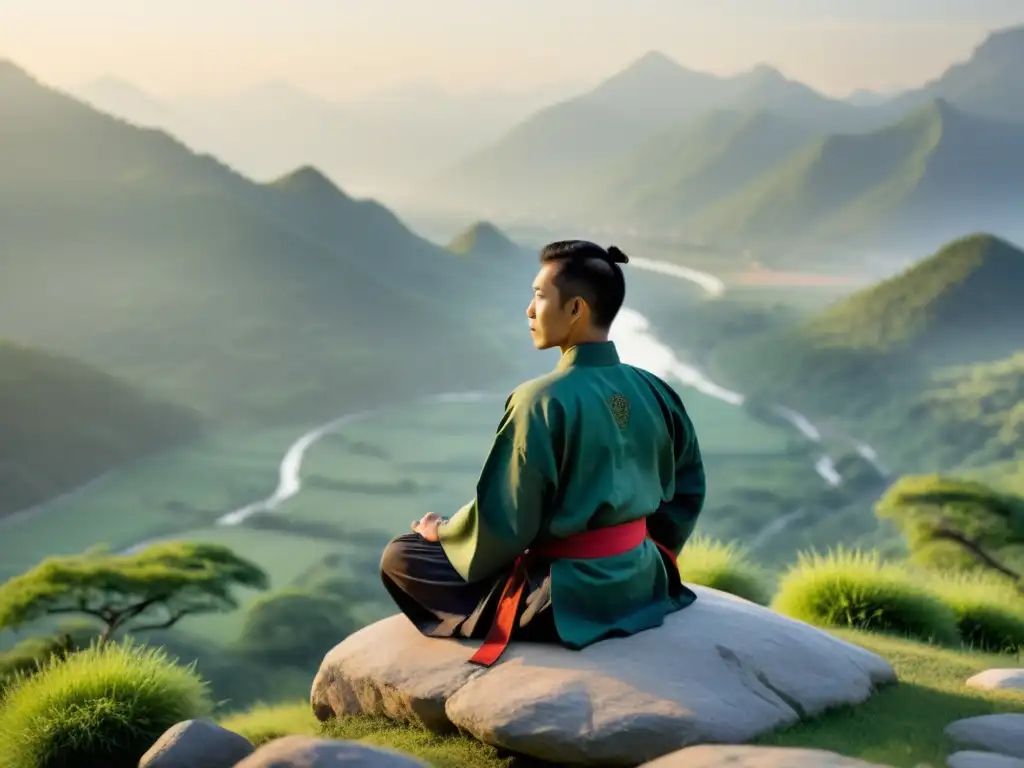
[4,0,1024,100]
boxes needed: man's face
[527,263,577,350]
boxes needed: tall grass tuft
[677,535,774,605]
[0,640,211,768]
[771,548,960,645]
[930,571,1024,654]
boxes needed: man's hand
[412,512,443,542]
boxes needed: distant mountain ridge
[425,24,1024,250]
[0,60,542,426]
[889,24,1024,124]
[427,50,865,216]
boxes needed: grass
[753,630,1024,767]
[0,641,211,768]
[214,630,1024,768]
[771,549,962,645]
[929,571,1024,654]
[677,535,774,604]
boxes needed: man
[380,239,705,666]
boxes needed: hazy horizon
[5,0,1024,103]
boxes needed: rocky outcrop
[945,714,1024,760]
[139,719,255,768]
[234,736,430,767]
[310,585,896,766]
[966,669,1024,692]
[947,751,1024,768]
[638,745,895,767]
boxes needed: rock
[639,745,894,767]
[947,751,1024,768]
[945,714,1024,759]
[233,735,430,767]
[966,669,1024,691]
[138,719,254,768]
[311,585,896,766]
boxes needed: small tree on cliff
[876,474,1024,590]
[0,541,269,644]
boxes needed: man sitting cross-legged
[380,239,706,666]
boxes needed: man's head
[527,240,628,351]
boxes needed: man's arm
[437,388,561,583]
[643,378,707,557]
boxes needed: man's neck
[560,332,609,355]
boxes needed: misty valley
[1,19,1023,768]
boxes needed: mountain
[890,25,1024,124]
[73,76,175,128]
[686,100,1024,252]
[714,234,1024,470]
[0,60,541,426]
[426,53,864,217]
[0,340,201,518]
[722,66,871,131]
[845,88,905,107]
[67,77,565,199]
[447,221,530,259]
[584,109,819,226]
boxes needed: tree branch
[129,609,196,633]
[931,525,1024,588]
[41,606,109,621]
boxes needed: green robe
[437,340,706,649]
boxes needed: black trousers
[379,532,558,642]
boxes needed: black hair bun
[606,246,629,264]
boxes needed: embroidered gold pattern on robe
[608,393,630,431]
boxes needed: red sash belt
[467,517,680,667]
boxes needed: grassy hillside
[0,61,541,426]
[687,100,1024,250]
[588,109,818,226]
[0,340,200,518]
[714,234,1024,472]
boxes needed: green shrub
[770,548,960,644]
[0,640,211,768]
[235,589,358,668]
[677,535,774,605]
[217,701,319,746]
[930,572,1024,653]
[0,622,101,694]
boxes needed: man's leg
[380,532,499,637]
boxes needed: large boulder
[311,585,896,766]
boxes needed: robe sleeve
[646,382,707,557]
[437,388,561,582]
